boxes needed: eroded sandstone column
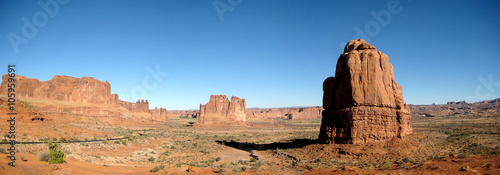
[319,39,412,144]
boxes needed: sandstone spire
[319,39,412,144]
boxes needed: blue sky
[1,0,499,110]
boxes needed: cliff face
[150,107,168,121]
[0,75,119,105]
[319,39,412,144]
[198,95,247,125]
[0,75,152,115]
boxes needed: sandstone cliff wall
[0,74,154,115]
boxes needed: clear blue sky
[1,0,499,110]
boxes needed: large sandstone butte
[198,95,247,125]
[0,74,168,121]
[319,39,412,144]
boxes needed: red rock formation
[285,107,323,120]
[150,107,168,121]
[167,110,198,119]
[319,39,412,144]
[198,95,247,125]
[0,75,119,104]
[447,100,468,105]
[0,74,153,115]
[247,107,323,120]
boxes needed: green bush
[148,156,155,162]
[1,138,7,143]
[47,141,65,164]
[306,165,314,170]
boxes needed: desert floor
[0,100,499,174]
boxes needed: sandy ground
[0,96,499,174]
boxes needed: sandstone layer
[247,106,323,120]
[319,39,412,144]
[167,110,198,119]
[0,74,167,121]
[198,95,247,125]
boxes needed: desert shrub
[102,139,108,144]
[122,140,127,145]
[59,137,67,142]
[381,159,392,170]
[150,165,165,172]
[47,141,65,164]
[402,157,410,163]
[461,143,496,155]
[148,156,155,162]
[398,162,406,169]
[170,146,176,149]
[39,152,50,162]
[314,158,321,163]
[0,147,5,153]
[250,158,257,162]
[52,138,57,141]
[251,161,262,170]
[1,138,7,143]
[215,157,221,162]
[220,162,228,168]
[114,141,120,144]
[306,165,314,170]
[21,156,26,161]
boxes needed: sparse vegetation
[150,165,165,172]
[47,141,65,164]
[381,159,392,170]
[39,152,50,162]
[148,156,155,162]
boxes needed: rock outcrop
[0,74,165,120]
[150,107,168,121]
[319,39,412,144]
[247,106,323,120]
[447,100,468,105]
[167,110,198,119]
[198,95,247,125]
[0,75,120,104]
